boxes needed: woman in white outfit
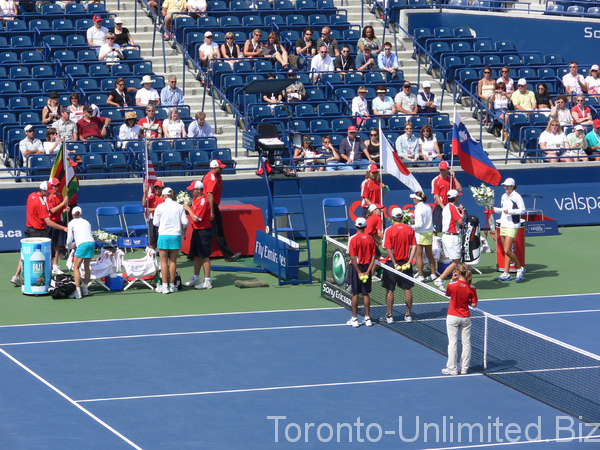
[153,187,188,294]
[162,108,187,139]
[411,191,437,282]
[493,178,525,282]
[66,207,95,299]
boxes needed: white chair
[521,194,544,221]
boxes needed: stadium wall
[0,166,598,251]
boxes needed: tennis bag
[49,274,76,299]
[462,215,481,264]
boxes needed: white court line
[479,292,600,303]
[492,365,600,376]
[76,373,482,403]
[0,323,346,347]
[496,309,600,318]
[0,348,142,449]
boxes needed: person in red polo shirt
[11,181,68,286]
[76,105,111,141]
[346,217,376,328]
[46,177,70,275]
[434,189,466,291]
[431,161,462,235]
[382,208,417,324]
[365,203,384,258]
[142,180,165,249]
[360,164,386,217]
[183,180,214,290]
[443,262,478,375]
[202,159,241,262]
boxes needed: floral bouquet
[177,190,191,206]
[401,209,414,226]
[470,183,496,232]
[93,229,117,244]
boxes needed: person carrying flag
[360,164,386,217]
[47,177,69,275]
[431,161,462,235]
[142,180,165,250]
[434,189,466,292]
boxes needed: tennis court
[1,227,599,448]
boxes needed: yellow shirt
[511,89,536,110]
[163,0,187,14]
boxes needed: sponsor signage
[254,230,299,280]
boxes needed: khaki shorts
[500,227,518,238]
[416,231,433,246]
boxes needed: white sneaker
[363,317,372,327]
[442,368,458,375]
[494,273,511,281]
[385,314,394,324]
[346,317,359,328]
[415,275,425,282]
[515,267,525,282]
[168,283,178,293]
[81,284,89,297]
[156,284,168,294]
[434,278,445,291]
[68,288,82,299]
[195,280,213,290]
[404,314,413,323]
[52,265,63,275]
[426,273,438,282]
[461,368,468,375]
[184,277,200,287]
[371,275,381,282]
[10,275,22,287]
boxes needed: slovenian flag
[380,122,423,192]
[49,143,79,207]
[452,110,502,186]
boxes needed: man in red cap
[46,177,70,275]
[183,180,213,289]
[87,15,108,54]
[360,163,386,217]
[11,182,68,286]
[584,119,600,161]
[202,160,241,262]
[338,126,371,170]
[431,160,462,235]
[142,180,165,250]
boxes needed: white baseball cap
[162,187,173,196]
[502,178,516,186]
[186,180,204,190]
[422,81,431,88]
[210,160,226,169]
[517,78,527,86]
[355,217,367,228]
[390,207,403,219]
[72,206,82,216]
[574,124,584,131]
[113,16,123,24]
[447,189,460,199]
[39,181,49,191]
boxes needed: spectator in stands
[585,65,600,94]
[264,32,289,69]
[146,0,159,19]
[295,27,317,58]
[497,66,514,97]
[0,0,17,23]
[564,125,588,162]
[87,15,108,54]
[395,121,419,166]
[571,96,594,126]
[563,61,587,95]
[363,128,380,163]
[535,82,553,116]
[98,32,124,65]
[243,29,264,58]
[318,135,346,171]
[488,81,509,134]
[339,125,369,169]
[352,86,369,121]
[187,0,207,18]
[118,111,141,147]
[550,94,573,127]
[378,42,399,80]
[139,104,164,138]
[585,119,600,161]
[372,86,396,115]
[163,108,187,139]
[160,75,185,111]
[221,32,241,68]
[110,17,135,48]
[43,128,62,156]
[417,81,438,114]
[19,125,44,166]
[419,124,442,166]
[199,31,221,70]
[18,0,36,13]
[53,106,78,143]
[136,75,161,107]
[395,82,418,115]
[357,25,381,55]
[188,111,213,137]
[107,78,130,108]
[334,44,354,80]
[478,67,495,124]
[42,92,61,125]
[284,69,306,102]
[77,106,111,141]
[162,0,187,41]
[293,135,316,171]
[262,73,283,107]
[511,78,536,111]
[316,26,339,57]
[67,93,85,123]
[310,46,334,82]
[355,43,377,71]
[539,119,569,163]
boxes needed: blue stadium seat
[75,19,93,30]
[54,50,77,63]
[29,155,53,180]
[161,151,185,175]
[544,54,564,65]
[9,67,29,79]
[305,88,325,101]
[502,54,521,66]
[483,55,502,67]
[310,118,329,133]
[518,67,537,79]
[220,16,241,28]
[334,87,356,101]
[344,72,364,85]
[111,64,132,77]
[87,3,106,13]
[264,14,285,27]
[538,68,556,80]
[410,115,429,130]
[308,14,328,26]
[434,27,453,38]
[5,20,27,33]
[43,79,67,93]
[89,64,110,77]
[106,153,130,176]
[431,115,452,130]
[321,72,343,85]
[20,80,40,94]
[522,54,543,66]
[30,96,47,110]
[150,140,172,153]
[286,14,307,26]
[81,154,105,178]
[66,35,87,48]
[174,139,196,152]
[0,52,17,64]
[331,118,353,132]
[40,35,64,47]
[188,151,211,172]
[42,3,64,14]
[242,15,262,28]
[65,2,86,14]
[254,60,274,72]
[388,116,407,130]
[588,6,600,16]
[453,27,472,38]
[29,19,50,32]
[451,41,472,53]
[295,104,315,117]
[495,40,516,52]
[208,0,228,11]
[317,103,340,116]
[464,55,482,67]
[273,0,294,8]
[0,81,18,94]
[90,142,114,153]
[544,4,563,15]
[211,148,236,171]
[196,138,218,150]
[474,41,493,52]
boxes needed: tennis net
[321,235,600,425]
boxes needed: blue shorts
[157,234,182,250]
[75,241,95,259]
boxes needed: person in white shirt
[162,108,187,139]
[118,111,141,147]
[198,31,221,71]
[66,207,95,299]
[0,0,18,23]
[585,64,600,94]
[351,86,369,119]
[153,187,188,294]
[377,42,399,80]
[395,82,418,115]
[87,15,108,53]
[187,0,207,17]
[98,32,124,65]
[563,61,587,95]
[310,46,334,82]
[410,191,436,282]
[539,119,570,163]
[395,121,419,165]
[136,75,161,107]
[417,81,439,114]
[43,128,62,156]
[188,111,213,137]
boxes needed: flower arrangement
[401,209,414,226]
[177,190,191,206]
[470,183,495,208]
[93,229,117,244]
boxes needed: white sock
[205,277,211,282]
[192,275,199,280]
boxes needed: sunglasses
[305,33,312,36]
[226,37,233,40]
[403,86,411,89]
[501,70,508,73]
[484,71,491,74]
[107,37,115,40]
[370,133,377,136]
[384,48,391,50]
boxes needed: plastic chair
[96,207,125,236]
[521,194,544,221]
[271,206,295,239]
[322,198,349,238]
[121,204,148,237]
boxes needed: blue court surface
[1,298,599,449]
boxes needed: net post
[483,313,488,372]
[320,235,327,298]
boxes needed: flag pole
[378,119,384,204]
[450,107,457,190]
[143,133,149,190]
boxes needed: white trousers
[446,314,472,373]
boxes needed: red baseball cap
[93,14,102,22]
[439,161,448,170]
[594,119,600,128]
[210,160,226,169]
[347,125,357,132]
[187,180,203,190]
[50,177,60,185]
[153,180,164,188]
[368,163,379,173]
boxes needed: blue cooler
[21,237,52,295]
[105,274,124,291]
